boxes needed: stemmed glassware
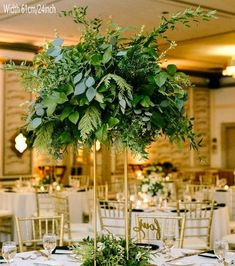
[162,231,175,259]
[42,234,57,260]
[214,240,228,264]
[2,241,17,265]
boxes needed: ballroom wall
[0,49,235,176]
[210,87,235,168]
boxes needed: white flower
[141,184,149,193]
[97,242,105,252]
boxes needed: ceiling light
[223,58,235,77]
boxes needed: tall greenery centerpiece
[6,6,215,265]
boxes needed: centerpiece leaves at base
[72,234,151,266]
[6,6,215,159]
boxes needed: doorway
[222,123,235,169]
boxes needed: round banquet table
[8,248,235,265]
[0,189,90,242]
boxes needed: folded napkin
[52,246,72,255]
[136,243,159,250]
[132,209,144,212]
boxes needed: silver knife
[165,252,200,263]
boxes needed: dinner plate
[168,260,194,266]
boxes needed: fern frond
[97,74,133,99]
[78,106,101,140]
[33,122,54,150]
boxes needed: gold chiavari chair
[185,184,214,200]
[133,215,185,248]
[68,175,89,190]
[35,191,55,217]
[15,215,64,252]
[98,200,132,237]
[52,194,92,243]
[177,200,214,249]
[84,185,109,223]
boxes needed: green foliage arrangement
[72,234,151,266]
[6,6,215,158]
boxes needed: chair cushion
[183,237,209,250]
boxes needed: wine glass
[43,234,57,260]
[2,241,17,265]
[162,232,175,259]
[214,240,228,263]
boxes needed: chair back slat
[177,200,214,248]
[98,200,132,237]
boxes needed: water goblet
[162,232,175,259]
[214,240,228,264]
[2,241,17,265]
[42,233,57,260]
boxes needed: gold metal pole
[93,142,97,266]
[124,148,129,259]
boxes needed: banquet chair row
[97,199,215,250]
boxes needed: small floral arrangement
[143,162,177,176]
[72,234,151,266]
[140,174,164,197]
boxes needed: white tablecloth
[10,248,235,265]
[13,252,78,265]
[0,189,90,241]
[132,206,230,247]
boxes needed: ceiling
[0,0,235,74]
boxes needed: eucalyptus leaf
[54,53,63,62]
[119,98,126,109]
[85,76,95,87]
[74,81,86,95]
[86,87,96,102]
[73,73,83,84]
[47,47,61,57]
[36,108,44,116]
[142,116,150,122]
[31,117,42,129]
[52,38,64,46]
